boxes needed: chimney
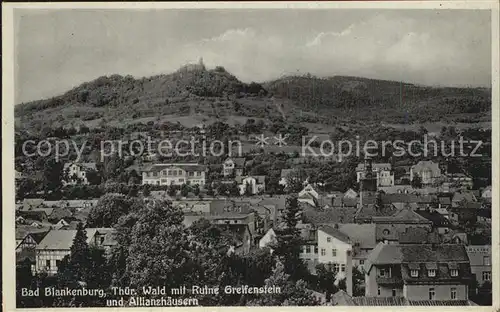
[346,249,353,296]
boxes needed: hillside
[15,65,491,131]
[264,75,491,123]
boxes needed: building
[222,157,246,177]
[236,176,266,195]
[410,161,441,185]
[465,245,492,287]
[356,162,394,187]
[63,162,97,185]
[278,169,295,188]
[141,163,206,186]
[317,225,353,295]
[481,186,492,199]
[446,173,473,190]
[35,228,115,275]
[364,242,473,301]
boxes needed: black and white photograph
[2,2,499,310]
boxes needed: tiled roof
[302,206,356,224]
[355,204,397,221]
[337,223,377,249]
[145,163,206,173]
[318,225,350,243]
[373,208,432,224]
[364,242,403,272]
[351,296,407,306]
[400,244,469,263]
[36,228,104,250]
[350,297,476,306]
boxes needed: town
[15,121,492,307]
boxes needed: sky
[15,9,491,103]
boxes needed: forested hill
[15,64,491,130]
[264,75,491,120]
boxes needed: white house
[356,163,394,187]
[410,160,441,185]
[35,228,115,275]
[298,184,319,206]
[63,162,97,185]
[317,225,353,295]
[142,163,206,186]
[259,228,277,249]
[236,176,266,195]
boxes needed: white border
[2,2,499,312]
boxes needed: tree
[411,173,423,188]
[124,200,210,290]
[60,223,91,282]
[272,196,309,281]
[85,169,101,185]
[180,183,190,197]
[43,158,64,193]
[247,261,318,306]
[142,184,151,197]
[86,194,140,227]
[286,169,307,193]
[283,196,300,229]
[315,263,339,300]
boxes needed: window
[451,287,457,300]
[450,269,458,277]
[306,245,311,254]
[377,286,381,296]
[314,246,318,254]
[483,256,491,266]
[321,248,326,256]
[46,260,50,268]
[341,264,346,272]
[379,268,387,277]
[332,249,337,256]
[392,289,397,297]
[482,271,491,281]
[428,269,436,277]
[429,288,435,300]
[411,269,419,277]
[327,237,332,243]
[333,263,340,272]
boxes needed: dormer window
[428,269,436,277]
[450,269,458,277]
[411,270,419,277]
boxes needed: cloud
[305,24,355,47]
[200,28,256,43]
[15,10,491,103]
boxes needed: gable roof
[337,223,377,249]
[372,208,433,224]
[36,228,101,250]
[318,225,350,243]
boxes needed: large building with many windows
[364,242,472,301]
[141,163,206,186]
